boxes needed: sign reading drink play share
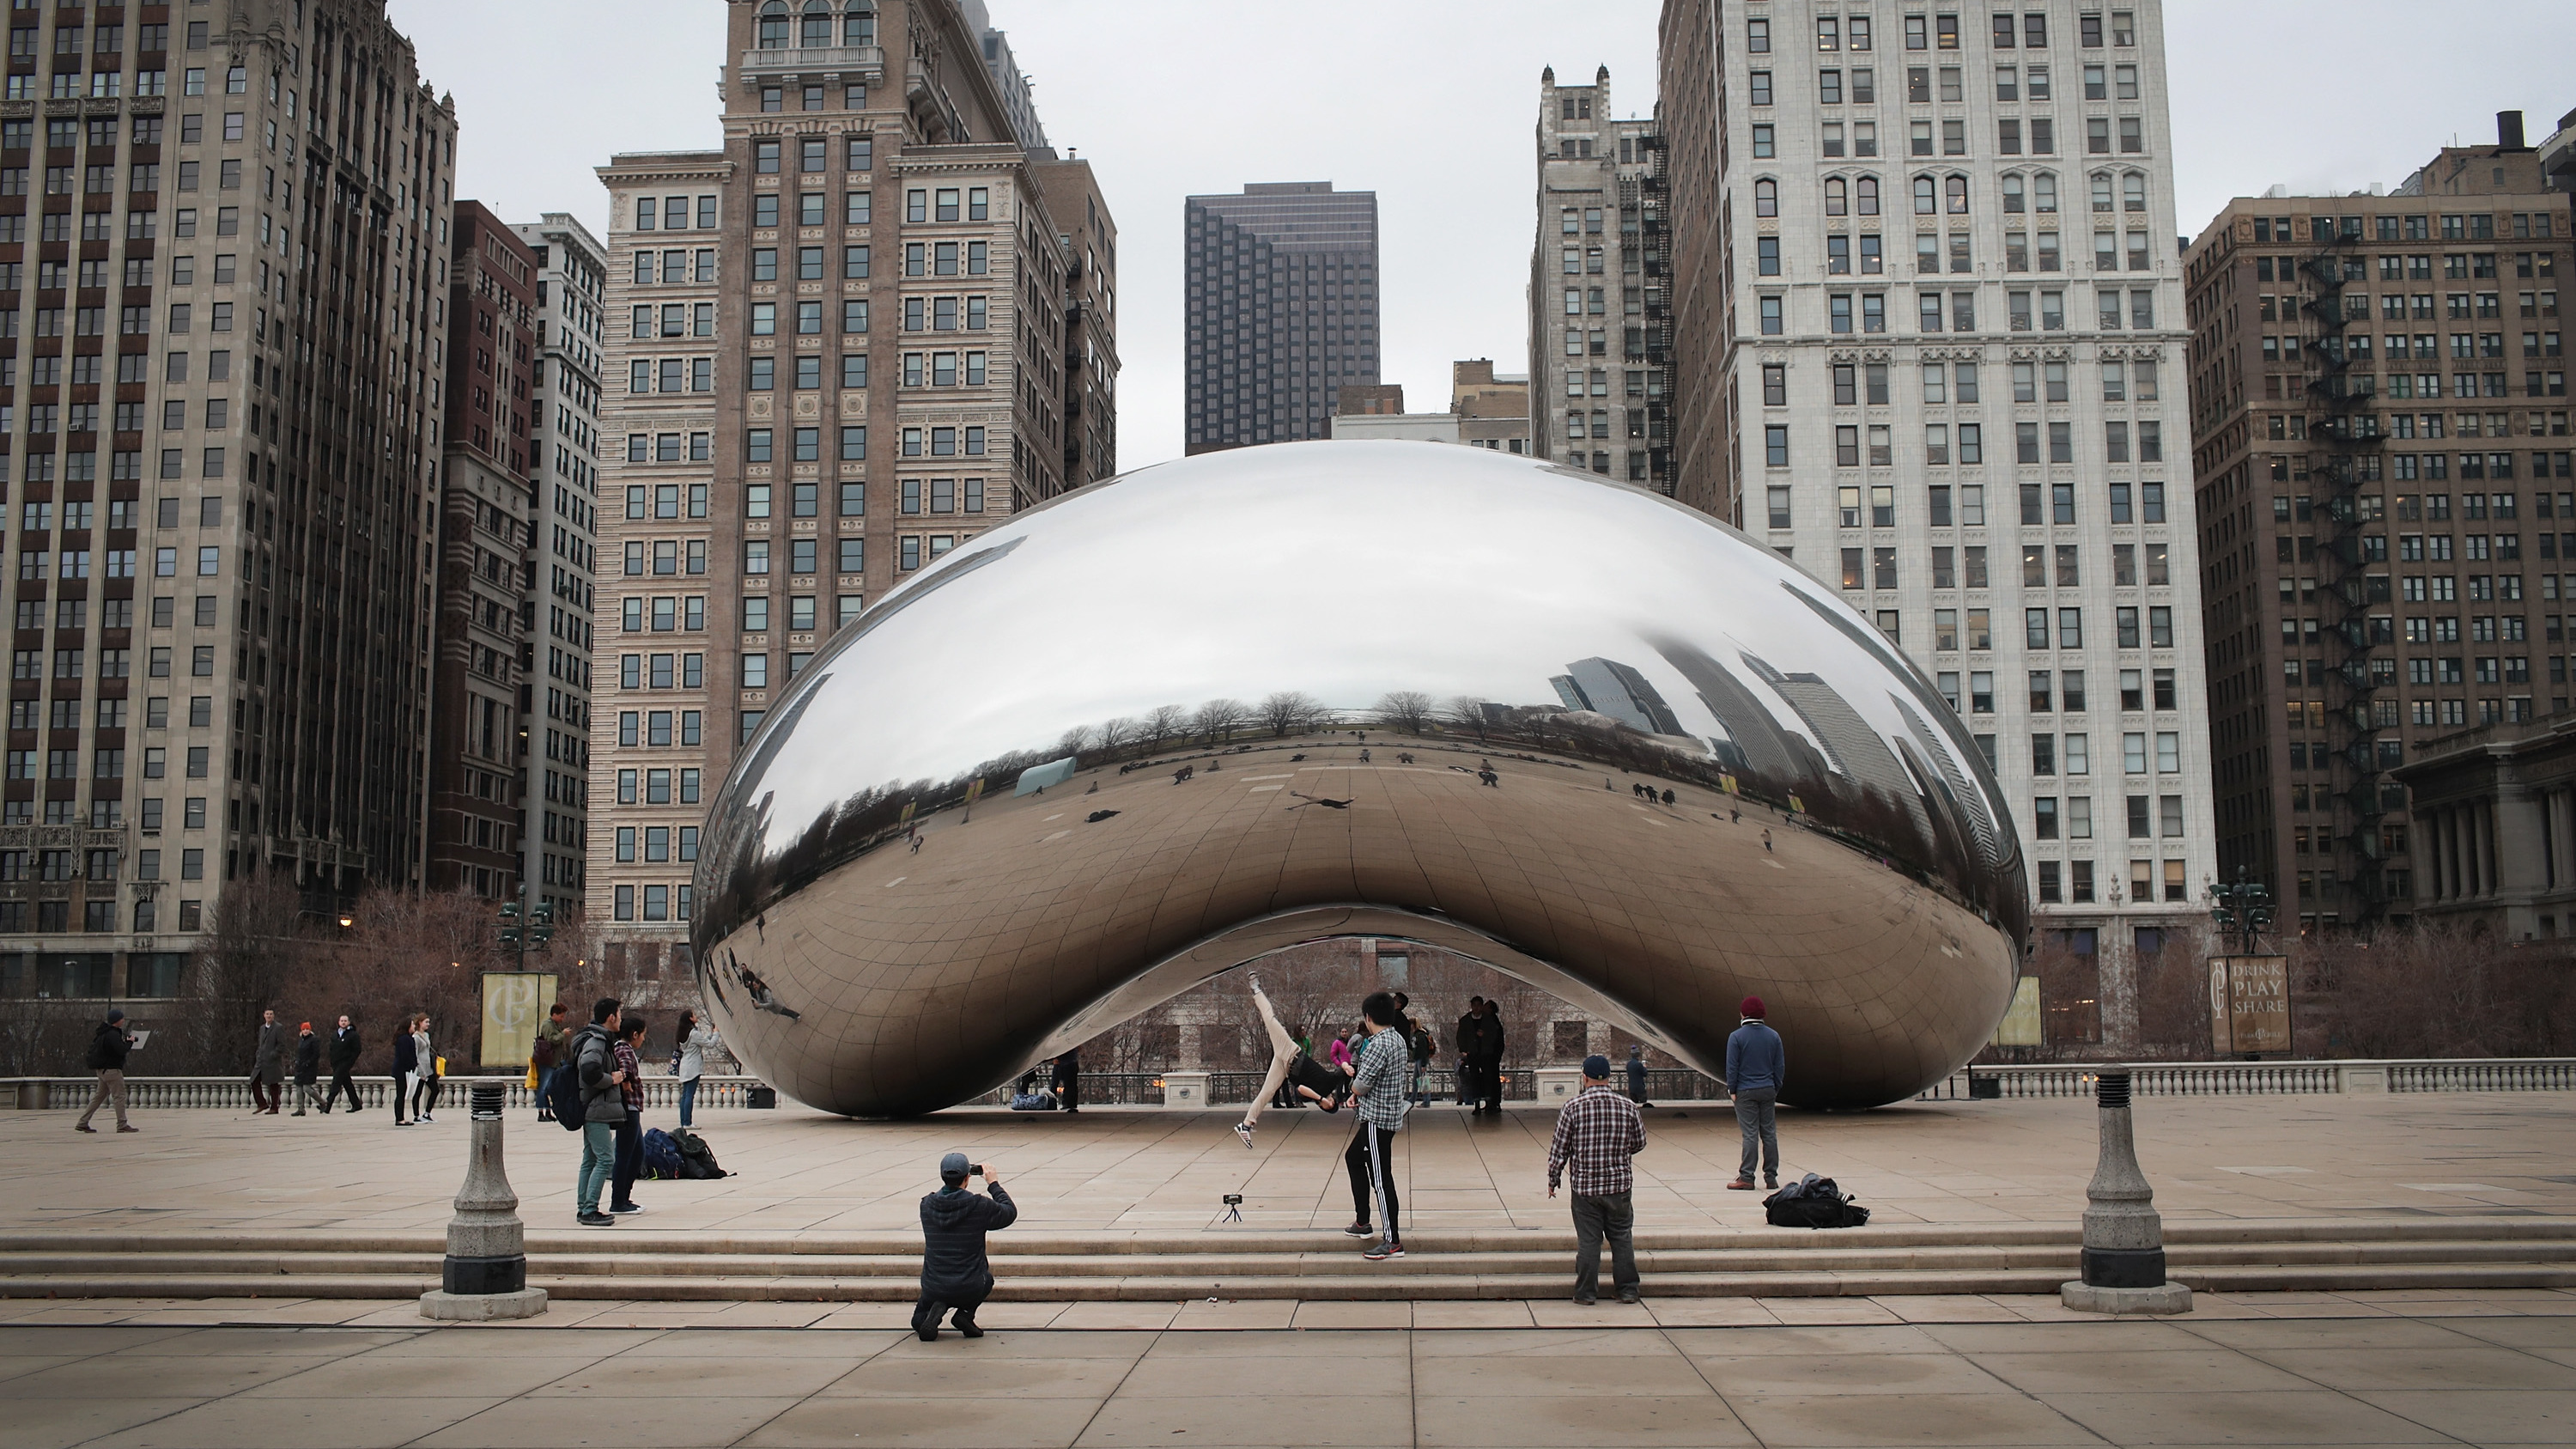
[2208,955,2291,1056]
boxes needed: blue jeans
[578,1121,617,1215]
[677,1077,701,1128]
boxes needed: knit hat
[1741,996,1766,1019]
[939,1151,971,1184]
[106,1008,125,1023]
[1582,1054,1612,1080]
[299,1021,312,1032]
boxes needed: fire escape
[2300,221,2392,926]
[1625,133,1676,494]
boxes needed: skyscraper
[0,0,453,998]
[588,0,1115,968]
[2181,115,2573,929]
[512,214,609,923]
[428,202,540,899]
[1183,182,1377,454]
[1657,0,2215,1041]
[1529,66,1675,490]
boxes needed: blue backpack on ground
[642,1128,685,1179]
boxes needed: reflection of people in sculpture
[738,964,802,1020]
[1234,974,1350,1149]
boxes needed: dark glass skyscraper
[1182,183,1379,454]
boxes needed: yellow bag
[434,1055,447,1075]
[525,1066,539,1090]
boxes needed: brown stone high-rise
[587,0,1116,967]
[427,201,538,898]
[2184,114,2573,928]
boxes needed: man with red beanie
[1724,996,1784,1190]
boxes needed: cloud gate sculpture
[692,441,2027,1116]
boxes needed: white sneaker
[1233,1121,1255,1150]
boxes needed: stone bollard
[2060,1066,2191,1315]
[419,1082,548,1321]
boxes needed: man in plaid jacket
[1341,991,1413,1262]
[1546,1054,1648,1304]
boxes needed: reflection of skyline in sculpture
[1552,657,1686,737]
[1658,641,1802,786]
[1895,696,2000,864]
[1744,653,1927,836]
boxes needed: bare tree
[188,874,313,1073]
[1094,716,1136,759]
[1142,703,1189,751]
[1054,723,1094,759]
[1444,695,1492,741]
[1193,697,1249,745]
[1373,690,1434,735]
[1260,690,1322,737]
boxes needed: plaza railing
[9,1059,2573,1112]
[0,1074,775,1113]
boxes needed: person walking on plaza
[608,1014,648,1215]
[323,1015,362,1114]
[1625,1044,1653,1109]
[75,1008,137,1134]
[251,1008,287,1115]
[391,1013,419,1126]
[291,1023,321,1116]
[675,1009,717,1129]
[533,1001,570,1123]
[1725,997,1785,1191]
[1547,1054,1648,1305]
[1341,991,1413,1262]
[914,1153,1016,1341]
[572,999,627,1227]
[1051,1047,1081,1116]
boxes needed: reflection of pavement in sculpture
[692,441,2026,1117]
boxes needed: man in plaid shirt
[1341,992,1413,1261]
[1547,1054,1647,1303]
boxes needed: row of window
[1747,9,2140,54]
[2248,213,2560,246]
[1765,357,2162,407]
[2033,793,2188,842]
[2035,859,2189,906]
[2263,331,2563,362]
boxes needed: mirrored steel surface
[693,441,2027,1115]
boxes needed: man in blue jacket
[1725,996,1785,1190]
[915,1152,1016,1341]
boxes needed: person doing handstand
[1234,974,1350,1149]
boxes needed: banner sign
[480,971,558,1068]
[2208,954,2291,1055]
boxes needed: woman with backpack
[674,1009,719,1129]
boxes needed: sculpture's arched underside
[692,442,2028,1116]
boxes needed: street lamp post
[2206,868,2274,956]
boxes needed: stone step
[11,1235,2569,1285]
[5,1216,2567,1261]
[1,1261,2571,1304]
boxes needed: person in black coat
[391,1014,419,1126]
[913,1153,1016,1341]
[1049,1048,1080,1115]
[291,1024,321,1116]
[324,1016,362,1114]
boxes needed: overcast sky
[393,0,2573,472]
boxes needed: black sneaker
[1341,1221,1374,1238]
[955,1318,984,1339]
[1571,1294,1596,1306]
[578,1211,617,1227]
[1619,1288,1641,1305]
[609,1202,644,1215]
[1362,1241,1404,1262]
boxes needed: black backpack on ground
[670,1126,726,1178]
[1763,1173,1871,1229]
[545,1035,589,1129]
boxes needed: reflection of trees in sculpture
[1094,716,1136,757]
[1444,696,1492,742]
[1260,690,1326,737]
[1142,703,1190,751]
[1055,723,1095,757]
[1373,691,1434,734]
[1193,697,1250,745]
